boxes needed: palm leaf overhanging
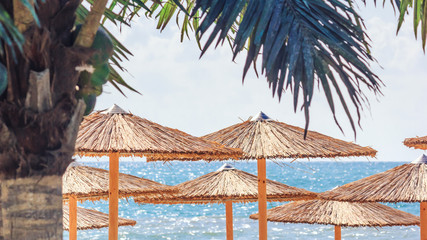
[146,0,201,45]
[75,2,139,94]
[0,2,26,58]
[395,0,427,49]
[0,0,192,95]
[79,0,195,95]
[2,0,385,135]
[192,0,383,135]
[99,0,198,94]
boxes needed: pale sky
[94,2,427,162]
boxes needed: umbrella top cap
[216,163,236,171]
[66,161,83,169]
[411,154,427,164]
[102,104,128,115]
[250,111,272,122]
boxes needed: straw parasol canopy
[135,164,316,240]
[74,104,242,240]
[134,163,317,204]
[320,155,427,203]
[202,112,377,160]
[249,200,419,227]
[202,111,376,240]
[63,206,136,231]
[404,135,427,150]
[319,154,427,240]
[75,104,242,161]
[63,164,176,201]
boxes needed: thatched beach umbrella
[75,104,242,240]
[63,205,136,231]
[76,104,241,160]
[250,200,419,240]
[63,164,176,201]
[63,164,175,240]
[202,111,377,240]
[320,154,427,240]
[135,164,316,240]
[404,135,427,150]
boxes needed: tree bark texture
[1,176,62,239]
[0,0,93,239]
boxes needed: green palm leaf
[393,0,427,49]
[0,3,25,59]
[193,0,382,136]
[80,0,194,94]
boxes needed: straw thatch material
[404,135,427,150]
[320,155,427,203]
[249,200,419,227]
[63,206,136,231]
[134,164,316,204]
[63,165,176,201]
[75,105,242,161]
[202,112,376,160]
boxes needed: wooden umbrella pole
[225,201,233,240]
[69,196,78,240]
[335,225,341,240]
[257,158,267,240]
[109,152,120,240]
[421,202,427,240]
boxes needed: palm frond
[108,66,140,95]
[145,0,200,44]
[77,2,138,94]
[193,0,382,136]
[0,0,43,58]
[395,0,427,49]
[80,0,191,95]
[156,0,178,31]
[0,3,25,59]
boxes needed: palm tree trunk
[0,1,93,238]
[0,0,110,237]
[0,89,85,239]
[1,176,63,239]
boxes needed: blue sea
[64,160,420,239]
